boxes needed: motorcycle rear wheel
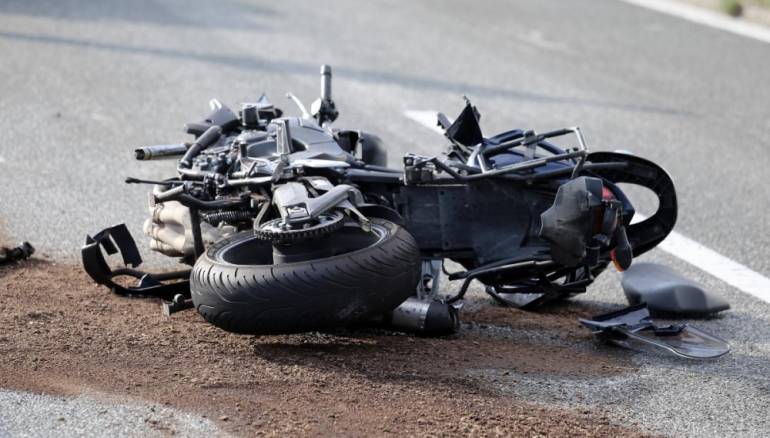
[190,218,420,334]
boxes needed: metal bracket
[417,259,443,300]
[339,200,371,232]
[272,181,371,233]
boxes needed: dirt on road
[0,259,649,437]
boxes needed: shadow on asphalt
[0,0,276,30]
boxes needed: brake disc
[254,211,345,242]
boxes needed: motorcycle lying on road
[83,65,677,335]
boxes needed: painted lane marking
[637,214,770,303]
[404,109,770,303]
[619,0,770,44]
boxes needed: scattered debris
[0,242,34,264]
[579,304,730,359]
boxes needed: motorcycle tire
[190,218,421,334]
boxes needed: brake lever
[271,160,287,183]
[286,92,311,119]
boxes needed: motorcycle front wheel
[190,218,420,334]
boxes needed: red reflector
[611,249,625,272]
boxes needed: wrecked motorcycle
[83,65,678,336]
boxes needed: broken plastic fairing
[579,304,729,359]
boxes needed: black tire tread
[190,219,420,334]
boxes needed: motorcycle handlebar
[179,125,222,169]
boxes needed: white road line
[404,109,770,303]
[619,0,770,44]
[655,226,770,303]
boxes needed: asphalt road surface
[1,0,769,436]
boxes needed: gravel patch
[0,390,222,437]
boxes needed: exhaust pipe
[385,297,460,335]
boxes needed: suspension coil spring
[201,210,253,226]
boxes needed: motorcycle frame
[83,67,677,312]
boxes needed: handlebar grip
[320,64,332,102]
[134,144,188,160]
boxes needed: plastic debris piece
[580,304,730,359]
[0,242,34,264]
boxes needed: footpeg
[162,294,195,316]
